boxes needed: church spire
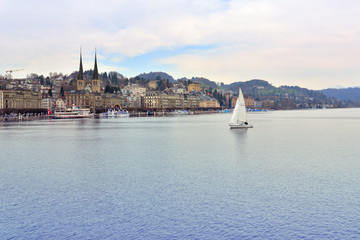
[92,49,99,80]
[77,47,84,80]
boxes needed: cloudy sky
[1,0,360,89]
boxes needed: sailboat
[229,88,253,129]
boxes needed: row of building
[1,50,223,112]
[0,89,221,111]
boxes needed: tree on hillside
[104,85,112,93]
[39,75,44,85]
[212,89,226,106]
[111,74,118,85]
[166,79,173,88]
[69,78,76,90]
[60,86,65,96]
[157,80,167,91]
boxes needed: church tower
[91,50,101,93]
[76,48,85,91]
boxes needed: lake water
[1,109,360,239]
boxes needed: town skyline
[2,0,360,90]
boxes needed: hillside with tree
[136,72,175,82]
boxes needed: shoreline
[2,107,353,123]
[0,110,225,123]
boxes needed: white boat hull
[52,114,93,119]
[101,114,130,118]
[229,123,253,129]
[168,110,189,115]
[52,107,93,119]
[101,109,130,118]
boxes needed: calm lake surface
[1,108,360,239]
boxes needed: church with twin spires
[65,49,124,110]
[76,49,101,93]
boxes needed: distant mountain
[136,72,175,82]
[321,87,360,103]
[226,79,273,93]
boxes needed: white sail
[230,88,247,125]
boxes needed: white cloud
[1,0,360,89]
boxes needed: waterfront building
[41,98,52,110]
[66,90,94,108]
[231,97,236,108]
[168,93,183,108]
[143,91,168,108]
[143,91,198,109]
[231,96,255,108]
[0,90,42,109]
[244,96,255,108]
[254,100,262,108]
[184,94,200,108]
[125,94,142,108]
[199,96,220,108]
[103,93,125,109]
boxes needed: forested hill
[136,72,175,82]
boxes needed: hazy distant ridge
[321,88,360,102]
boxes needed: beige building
[0,90,42,109]
[103,93,126,109]
[187,83,202,93]
[66,91,126,110]
[231,97,237,108]
[125,94,142,108]
[183,94,200,108]
[231,96,255,108]
[143,92,200,109]
[41,98,53,110]
[148,81,158,90]
[143,91,167,108]
[66,91,104,109]
[55,98,66,110]
[199,96,220,108]
[244,97,255,108]
[124,84,147,96]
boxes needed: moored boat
[101,109,130,118]
[52,106,93,119]
[168,110,189,115]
